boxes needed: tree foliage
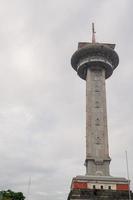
[0,190,25,200]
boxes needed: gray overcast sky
[0,0,133,199]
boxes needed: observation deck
[71,43,119,80]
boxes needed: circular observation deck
[71,44,119,80]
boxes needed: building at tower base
[67,176,131,200]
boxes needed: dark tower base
[67,189,133,200]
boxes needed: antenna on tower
[92,22,96,43]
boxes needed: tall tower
[67,24,131,200]
[71,23,118,176]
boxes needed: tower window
[95,118,100,126]
[93,185,96,189]
[101,185,103,189]
[96,137,100,144]
[95,101,100,108]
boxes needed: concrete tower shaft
[85,66,110,176]
[71,43,119,176]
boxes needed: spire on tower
[92,22,96,43]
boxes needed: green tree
[0,190,25,200]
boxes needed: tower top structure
[71,24,119,80]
